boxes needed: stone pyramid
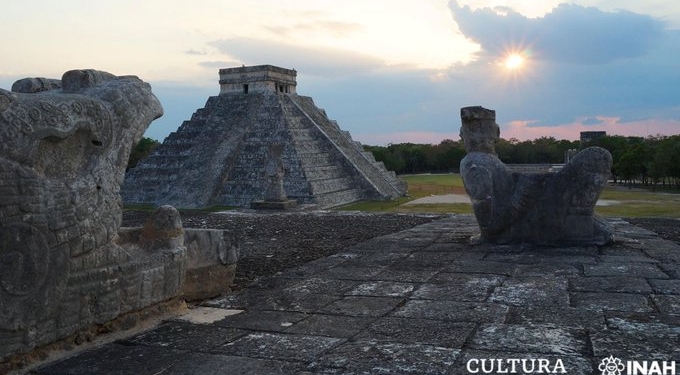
[122,65,407,208]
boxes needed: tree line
[364,135,680,189]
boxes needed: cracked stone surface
[28,215,680,374]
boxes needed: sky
[1,0,679,145]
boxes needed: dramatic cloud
[209,37,384,77]
[5,1,675,146]
[450,1,664,64]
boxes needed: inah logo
[598,355,676,375]
[599,356,625,375]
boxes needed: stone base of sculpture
[459,106,613,246]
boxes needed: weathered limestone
[0,69,172,360]
[181,228,239,301]
[459,106,613,245]
[0,69,171,359]
[118,210,240,302]
[11,77,62,93]
[122,65,407,209]
[0,70,239,362]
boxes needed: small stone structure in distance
[0,70,238,363]
[122,65,407,209]
[459,106,613,246]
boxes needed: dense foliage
[365,135,680,189]
[127,137,160,171]
[587,135,680,188]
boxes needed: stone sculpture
[1,70,241,364]
[459,106,613,245]
[0,69,174,361]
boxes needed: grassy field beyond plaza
[336,174,680,218]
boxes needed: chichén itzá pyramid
[122,65,407,208]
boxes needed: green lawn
[336,173,680,218]
[596,186,680,218]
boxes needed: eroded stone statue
[459,106,613,245]
[0,70,241,365]
[0,70,169,359]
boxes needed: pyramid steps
[289,95,405,199]
[280,96,366,206]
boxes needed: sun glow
[494,47,535,86]
[504,53,525,70]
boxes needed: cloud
[208,37,384,77]
[449,1,664,64]
[265,20,363,38]
[185,49,207,56]
[139,2,679,146]
[581,117,603,125]
[198,60,239,69]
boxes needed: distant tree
[659,135,680,188]
[127,137,160,171]
[434,139,466,172]
[585,135,631,183]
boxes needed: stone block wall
[182,228,239,301]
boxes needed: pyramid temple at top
[122,65,407,209]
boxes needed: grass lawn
[596,186,680,218]
[336,173,680,218]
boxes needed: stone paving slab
[354,317,476,347]
[469,324,589,356]
[489,278,570,307]
[392,299,510,323]
[213,332,343,362]
[30,216,680,374]
[414,274,504,301]
[119,320,248,352]
[308,340,461,375]
[284,314,375,338]
[506,306,606,330]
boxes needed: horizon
[2,1,679,145]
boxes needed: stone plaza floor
[30,215,680,374]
